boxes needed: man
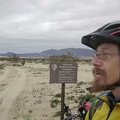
[81,21,120,120]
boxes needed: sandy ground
[0,60,93,120]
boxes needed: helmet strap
[108,80,120,90]
[108,52,120,90]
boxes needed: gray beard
[87,78,110,93]
[89,67,109,93]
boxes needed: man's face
[90,43,120,93]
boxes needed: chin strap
[107,80,120,90]
[109,50,120,90]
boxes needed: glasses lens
[93,52,106,60]
[100,52,106,60]
[93,53,96,57]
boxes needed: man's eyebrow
[97,47,113,52]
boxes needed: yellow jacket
[85,92,120,120]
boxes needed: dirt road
[0,66,26,120]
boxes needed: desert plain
[0,59,94,120]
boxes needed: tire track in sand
[0,67,26,120]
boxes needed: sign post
[50,62,78,120]
[61,83,65,120]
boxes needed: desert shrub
[77,81,86,86]
[23,114,31,120]
[0,64,5,69]
[13,63,21,66]
[49,52,78,63]
[78,93,95,105]
[67,95,75,100]
[53,111,61,117]
[74,99,78,103]
[79,89,86,93]
[8,53,19,62]
[74,88,85,94]
[85,93,96,102]
[54,93,61,98]
[21,58,25,65]
[50,99,60,108]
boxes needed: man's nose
[91,57,102,66]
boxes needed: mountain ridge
[0,48,94,58]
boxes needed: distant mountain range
[0,48,94,58]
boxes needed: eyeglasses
[93,51,120,60]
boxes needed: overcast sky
[0,0,120,53]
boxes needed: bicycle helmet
[81,21,120,50]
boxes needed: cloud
[0,0,120,53]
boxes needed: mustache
[92,67,104,74]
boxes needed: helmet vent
[110,28,120,37]
[102,24,120,31]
